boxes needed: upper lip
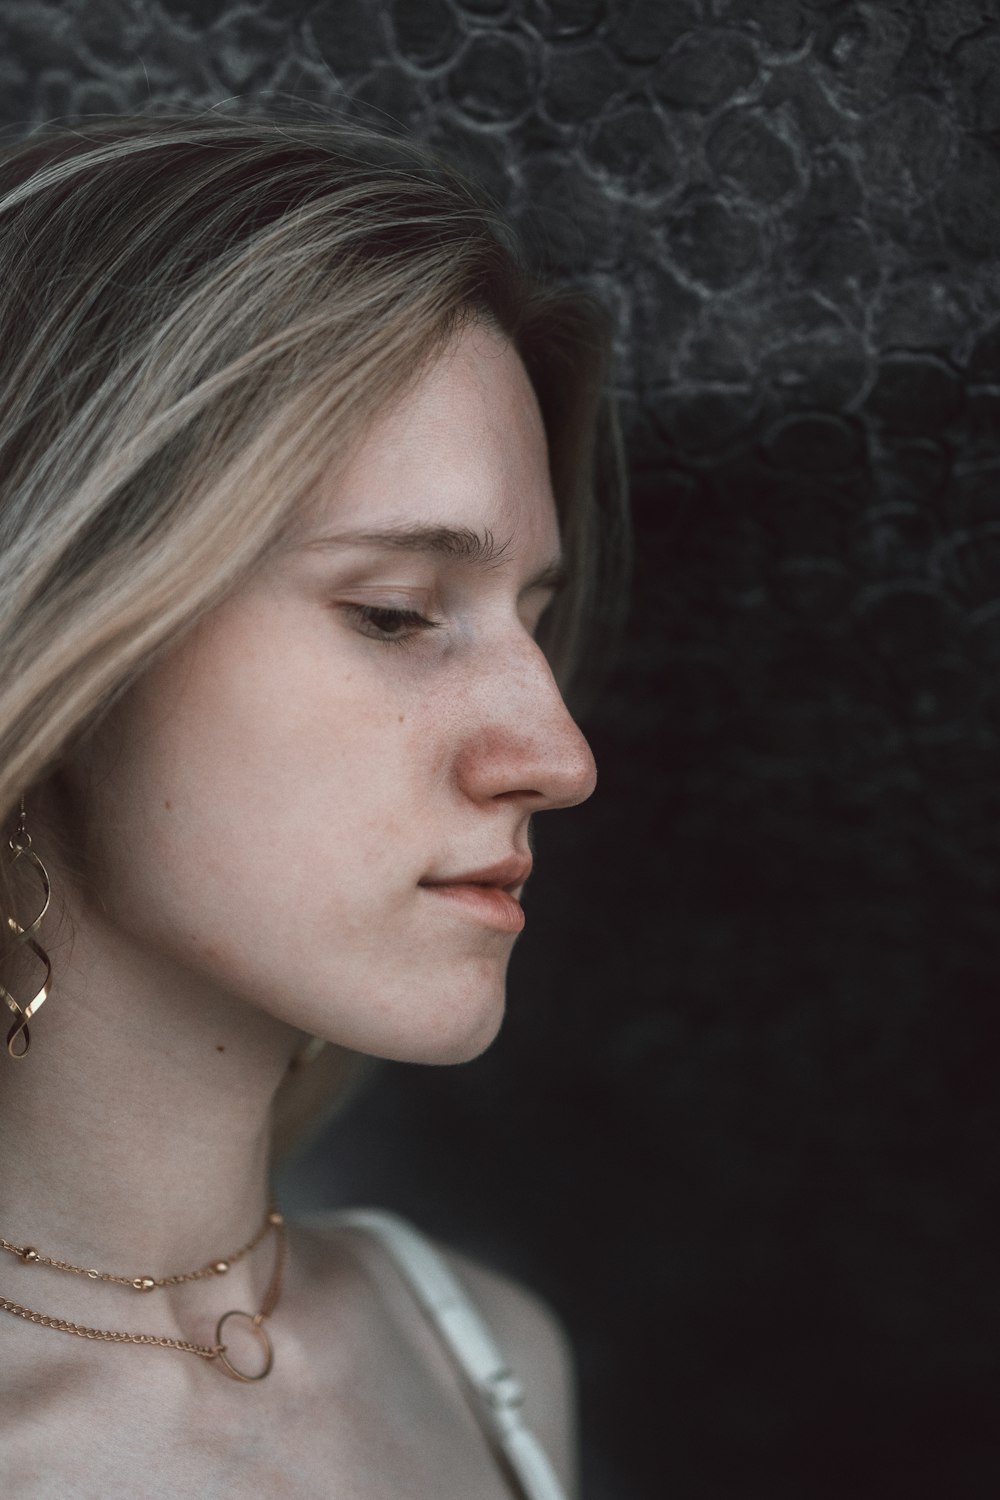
[420,855,533,893]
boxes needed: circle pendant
[214,1309,273,1382]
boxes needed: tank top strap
[329,1207,570,1500]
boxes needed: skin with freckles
[0,323,594,1498]
[61,320,596,1069]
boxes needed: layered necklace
[0,1204,286,1382]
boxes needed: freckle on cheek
[216,1045,225,1053]
[398,714,405,724]
[164,800,172,810]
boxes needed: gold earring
[1,796,52,1059]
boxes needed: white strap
[327,1207,569,1500]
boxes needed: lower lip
[420,884,525,934]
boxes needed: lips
[419,854,532,895]
[418,855,532,935]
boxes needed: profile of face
[55,322,597,1066]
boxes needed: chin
[367,980,507,1068]
[384,1003,505,1067]
[283,955,510,1068]
[429,1015,504,1066]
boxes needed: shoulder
[436,1240,580,1498]
[299,1209,579,1497]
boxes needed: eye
[346,604,441,648]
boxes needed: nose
[454,642,598,812]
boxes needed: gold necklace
[0,1208,286,1382]
[1,1205,280,1290]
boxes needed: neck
[0,896,300,1298]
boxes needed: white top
[328,1207,569,1500]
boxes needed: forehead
[302,323,559,555]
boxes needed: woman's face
[59,323,597,1064]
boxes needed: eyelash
[346,604,441,648]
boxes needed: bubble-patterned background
[3,2,999,1496]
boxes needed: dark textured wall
[3,2,1000,1497]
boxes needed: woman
[0,113,627,1497]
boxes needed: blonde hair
[0,112,628,1148]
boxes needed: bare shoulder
[295,1210,580,1497]
[434,1239,580,1498]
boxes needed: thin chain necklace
[1,1205,280,1290]
[0,1207,286,1382]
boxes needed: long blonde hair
[0,112,628,1148]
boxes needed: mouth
[418,855,532,935]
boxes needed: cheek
[59,615,511,1061]
[79,624,440,968]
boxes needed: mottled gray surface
[3,2,1000,1497]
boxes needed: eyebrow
[300,524,567,593]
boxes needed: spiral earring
[1,797,52,1059]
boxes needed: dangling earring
[1,796,52,1059]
